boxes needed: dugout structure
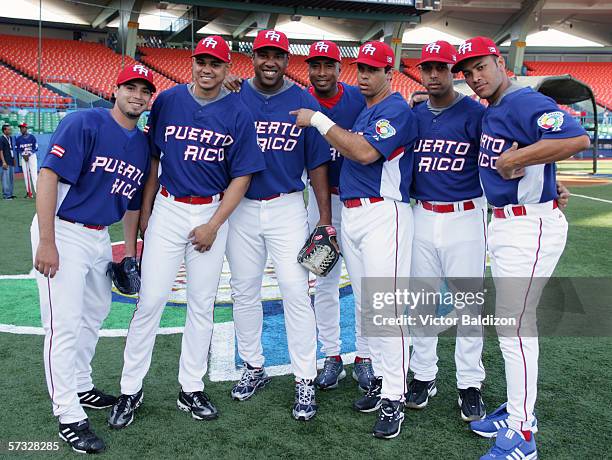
[535,75,599,174]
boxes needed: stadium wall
[0,24,107,43]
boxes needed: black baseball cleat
[458,387,486,422]
[405,378,437,410]
[58,419,105,454]
[177,390,219,420]
[353,376,383,413]
[373,399,405,439]
[107,390,143,429]
[78,387,117,409]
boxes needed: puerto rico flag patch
[49,144,65,158]
[537,111,564,132]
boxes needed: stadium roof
[2,0,611,46]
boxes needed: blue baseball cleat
[470,402,538,438]
[480,427,537,460]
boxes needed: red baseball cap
[452,36,500,73]
[353,41,395,68]
[18,122,28,128]
[253,29,289,53]
[305,40,341,63]
[416,41,457,67]
[116,64,156,93]
[192,35,231,63]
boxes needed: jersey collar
[309,83,344,109]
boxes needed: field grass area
[557,158,612,175]
[1,179,611,458]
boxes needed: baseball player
[406,41,487,422]
[452,37,589,459]
[108,36,265,428]
[16,122,38,198]
[292,40,418,439]
[303,40,374,391]
[225,29,331,421]
[31,64,155,454]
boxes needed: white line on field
[571,193,612,204]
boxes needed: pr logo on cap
[265,30,281,42]
[362,43,377,56]
[458,42,473,55]
[192,35,231,62]
[425,43,441,54]
[202,37,218,48]
[314,41,328,52]
[131,64,149,76]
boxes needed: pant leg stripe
[517,218,543,431]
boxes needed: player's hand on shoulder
[289,108,315,128]
[556,180,570,210]
[409,91,429,108]
[35,240,60,278]
[223,74,243,93]
[1,161,7,170]
[495,141,525,180]
[188,223,218,253]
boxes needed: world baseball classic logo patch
[374,119,396,139]
[537,111,564,132]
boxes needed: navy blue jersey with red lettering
[411,96,484,202]
[340,93,417,202]
[41,108,150,226]
[308,83,366,188]
[146,85,265,197]
[238,81,330,200]
[15,133,38,156]
[479,86,586,207]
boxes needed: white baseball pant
[307,186,370,358]
[341,199,413,401]
[410,197,487,389]
[488,201,567,433]
[21,154,38,195]
[120,190,228,394]
[226,191,317,380]
[31,216,112,424]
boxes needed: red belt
[330,186,339,195]
[161,186,222,205]
[419,200,475,213]
[343,197,384,208]
[59,217,105,230]
[493,200,558,219]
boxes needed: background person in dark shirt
[1,123,16,200]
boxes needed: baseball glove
[297,225,340,277]
[107,256,141,295]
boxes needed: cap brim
[191,51,230,62]
[118,77,157,93]
[253,44,289,53]
[451,51,498,73]
[351,57,388,68]
[415,57,455,67]
[305,55,340,63]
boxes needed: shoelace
[115,394,135,414]
[409,379,429,396]
[190,391,211,407]
[321,359,340,377]
[358,360,375,382]
[365,377,382,397]
[464,388,481,408]
[238,366,259,387]
[378,401,399,421]
[296,381,315,406]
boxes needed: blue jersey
[479,86,586,207]
[15,133,38,156]
[146,85,265,197]
[411,96,484,202]
[340,93,417,202]
[308,83,366,187]
[238,81,330,200]
[41,108,150,226]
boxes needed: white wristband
[311,111,336,136]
